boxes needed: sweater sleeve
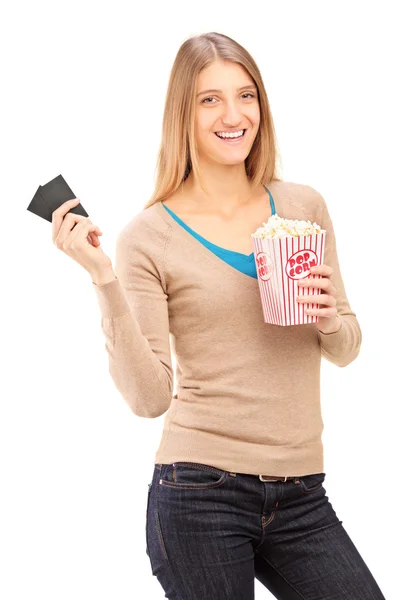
[92,215,174,418]
[310,187,362,367]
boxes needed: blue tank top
[162,185,276,279]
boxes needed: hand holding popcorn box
[251,214,326,326]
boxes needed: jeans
[145,462,386,599]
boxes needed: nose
[220,101,244,127]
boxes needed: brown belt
[259,474,298,482]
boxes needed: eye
[201,93,256,104]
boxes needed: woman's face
[194,60,260,166]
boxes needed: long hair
[143,32,283,209]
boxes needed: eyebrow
[196,84,257,97]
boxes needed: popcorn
[251,213,326,326]
[252,214,325,239]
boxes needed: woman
[52,32,385,600]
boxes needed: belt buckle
[259,474,288,482]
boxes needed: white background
[2,1,398,598]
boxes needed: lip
[214,129,247,143]
[214,128,246,134]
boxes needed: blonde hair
[143,32,283,209]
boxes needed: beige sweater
[92,180,361,476]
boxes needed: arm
[92,216,174,418]
[310,187,362,367]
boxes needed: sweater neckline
[153,181,281,284]
[161,184,275,263]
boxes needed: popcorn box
[251,231,326,326]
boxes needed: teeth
[216,129,245,139]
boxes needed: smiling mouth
[214,129,247,142]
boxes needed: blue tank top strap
[160,185,275,279]
[263,184,276,215]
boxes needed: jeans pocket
[146,480,169,566]
[159,462,229,490]
[145,483,152,558]
[299,472,326,494]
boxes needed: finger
[299,277,330,290]
[299,278,337,297]
[68,217,96,244]
[66,215,100,242]
[297,294,337,306]
[65,220,102,251]
[310,264,333,277]
[52,198,80,243]
[88,228,102,242]
[304,307,338,318]
[54,212,88,248]
[89,232,102,246]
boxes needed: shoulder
[116,202,172,250]
[270,180,328,221]
[114,203,173,287]
[273,180,326,207]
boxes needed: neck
[183,162,262,211]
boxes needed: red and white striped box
[251,231,326,326]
